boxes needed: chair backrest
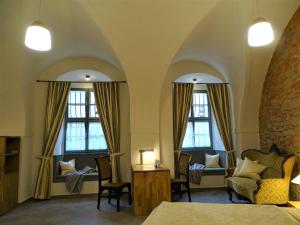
[241,149,294,179]
[95,156,112,181]
[178,153,192,177]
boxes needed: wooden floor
[0,188,238,225]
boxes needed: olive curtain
[34,82,71,199]
[93,82,121,183]
[173,83,194,177]
[207,84,235,176]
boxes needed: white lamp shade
[142,151,154,164]
[139,149,154,164]
[292,175,300,185]
[248,18,274,47]
[25,21,51,51]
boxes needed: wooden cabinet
[132,164,171,216]
[0,136,20,215]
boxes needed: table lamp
[139,149,154,165]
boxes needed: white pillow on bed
[236,157,267,180]
[59,159,76,175]
[205,153,220,168]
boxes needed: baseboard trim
[17,197,34,205]
[191,187,226,192]
[51,191,130,199]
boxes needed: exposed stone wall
[259,7,300,199]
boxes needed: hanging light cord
[38,0,42,19]
[256,0,260,17]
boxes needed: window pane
[88,122,107,150]
[89,105,98,118]
[90,91,95,104]
[68,105,86,118]
[66,122,85,151]
[182,122,194,148]
[193,93,209,118]
[194,121,211,147]
[89,91,99,118]
[68,90,86,118]
[68,90,85,104]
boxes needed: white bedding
[142,202,300,225]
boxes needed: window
[64,89,107,152]
[182,90,212,149]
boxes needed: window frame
[64,88,107,154]
[182,90,213,151]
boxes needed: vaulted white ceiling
[1,0,298,81]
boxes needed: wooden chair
[94,156,131,212]
[171,152,192,202]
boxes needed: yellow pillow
[59,159,76,175]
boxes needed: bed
[142,202,300,225]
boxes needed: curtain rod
[172,82,229,85]
[36,80,127,83]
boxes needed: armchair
[226,149,295,204]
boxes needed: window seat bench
[185,149,227,176]
[202,167,225,175]
[53,153,107,183]
[186,150,226,188]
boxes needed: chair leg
[116,189,121,212]
[97,188,103,209]
[108,190,111,204]
[128,184,132,205]
[186,183,191,202]
[179,184,182,198]
[227,187,233,202]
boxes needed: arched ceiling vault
[79,0,224,135]
[2,0,123,82]
[79,0,222,87]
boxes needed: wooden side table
[287,201,300,208]
[132,164,171,216]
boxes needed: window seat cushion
[202,167,225,175]
[184,150,227,176]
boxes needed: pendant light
[25,0,51,51]
[247,0,274,47]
